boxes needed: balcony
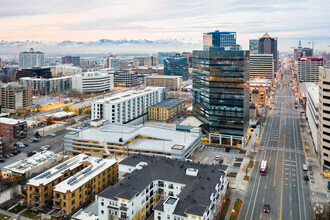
[53,197,61,202]
[32,200,40,204]
[51,212,62,218]
[32,192,40,197]
[119,205,127,211]
[53,205,61,210]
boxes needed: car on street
[31,137,40,142]
[14,142,23,146]
[0,159,5,163]
[27,151,37,157]
[18,143,26,148]
[215,155,220,160]
[49,133,56,137]
[219,159,224,164]
[263,204,270,213]
[304,174,309,181]
[9,153,14,157]
[302,164,308,171]
[40,145,51,151]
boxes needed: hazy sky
[1,0,329,51]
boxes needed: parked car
[31,137,39,142]
[18,143,26,148]
[0,159,5,163]
[24,143,29,146]
[9,153,14,157]
[14,142,22,146]
[304,174,309,181]
[215,155,221,161]
[27,151,37,157]
[49,133,56,137]
[219,159,224,164]
[5,155,10,159]
[225,148,231,153]
[40,145,51,151]
[302,164,308,171]
[12,152,18,155]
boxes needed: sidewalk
[299,114,330,204]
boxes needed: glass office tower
[203,30,237,50]
[193,47,250,138]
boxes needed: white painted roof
[306,83,319,106]
[0,118,23,125]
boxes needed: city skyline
[0,0,329,52]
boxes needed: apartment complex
[145,75,182,90]
[318,66,330,175]
[19,76,72,96]
[97,154,228,220]
[1,151,62,179]
[64,123,201,159]
[27,154,118,217]
[258,33,278,72]
[164,56,189,80]
[0,118,27,139]
[19,48,44,69]
[148,98,186,122]
[249,54,274,80]
[72,72,114,94]
[193,47,249,143]
[91,87,166,124]
[62,56,81,67]
[0,82,32,113]
[297,58,324,82]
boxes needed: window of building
[101,210,104,214]
[168,184,174,189]
[72,199,75,205]
[324,153,329,157]
[169,191,174,196]
[44,193,48,198]
[63,202,66,207]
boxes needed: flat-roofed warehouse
[64,123,202,159]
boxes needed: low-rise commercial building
[26,154,118,217]
[72,72,113,94]
[145,75,183,90]
[91,87,167,124]
[132,67,164,75]
[148,98,186,122]
[0,118,27,139]
[1,151,62,179]
[64,123,202,159]
[97,155,228,220]
[0,82,32,113]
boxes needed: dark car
[263,204,270,213]
[219,159,224,164]
[304,174,309,181]
[0,159,6,163]
[27,151,37,157]
[225,148,230,153]
[5,155,10,159]
[12,152,18,155]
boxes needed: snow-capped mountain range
[0,38,202,56]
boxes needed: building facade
[294,48,313,61]
[145,75,182,90]
[148,98,186,122]
[62,56,81,67]
[20,76,72,96]
[96,155,228,220]
[0,82,32,113]
[318,66,330,175]
[305,84,319,154]
[164,57,189,80]
[16,67,52,80]
[72,72,113,94]
[258,33,278,72]
[19,48,45,69]
[91,87,166,124]
[249,54,274,80]
[297,58,324,82]
[50,64,82,77]
[114,72,139,87]
[132,67,164,75]
[249,39,259,54]
[0,118,27,139]
[64,124,201,159]
[203,30,237,50]
[106,57,120,69]
[193,47,250,143]
[158,52,178,65]
[26,154,118,218]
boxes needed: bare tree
[247,151,255,163]
[10,181,20,203]
[242,163,251,177]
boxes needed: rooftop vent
[186,168,198,177]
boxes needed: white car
[302,164,308,171]
[49,133,56,137]
[215,155,221,161]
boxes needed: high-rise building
[157,52,178,65]
[258,33,278,72]
[0,82,32,113]
[164,56,189,80]
[249,39,259,54]
[203,30,237,50]
[294,48,313,61]
[193,47,249,143]
[19,48,44,69]
[317,65,330,175]
[61,56,80,67]
[322,53,330,61]
[297,58,324,82]
[106,56,120,69]
[249,54,274,79]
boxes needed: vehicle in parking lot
[27,151,37,157]
[263,204,270,213]
[9,153,14,157]
[304,174,309,181]
[5,155,10,159]
[215,155,220,160]
[18,143,26,148]
[12,152,18,155]
[14,142,22,146]
[40,145,51,151]
[225,148,230,152]
[31,137,40,142]
[219,159,224,164]
[302,164,308,171]
[0,159,5,163]
[50,133,56,137]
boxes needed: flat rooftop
[66,123,200,154]
[146,75,181,78]
[0,118,24,125]
[46,111,76,118]
[306,83,319,106]
[151,98,185,108]
[93,87,165,105]
[178,116,203,127]
[2,151,60,175]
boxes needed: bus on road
[260,160,267,175]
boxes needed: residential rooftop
[150,98,185,108]
[0,118,25,125]
[99,154,227,217]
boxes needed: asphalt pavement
[239,59,313,220]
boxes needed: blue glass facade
[203,30,237,50]
[192,47,250,137]
[164,57,189,80]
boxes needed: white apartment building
[96,155,228,220]
[72,72,114,94]
[305,83,319,153]
[91,87,166,124]
[249,54,274,79]
[297,58,324,82]
[19,48,45,69]
[318,65,330,174]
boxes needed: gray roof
[151,98,185,108]
[99,154,227,217]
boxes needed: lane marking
[273,116,282,187]
[280,135,285,220]
[293,119,302,220]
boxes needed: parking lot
[191,146,245,173]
